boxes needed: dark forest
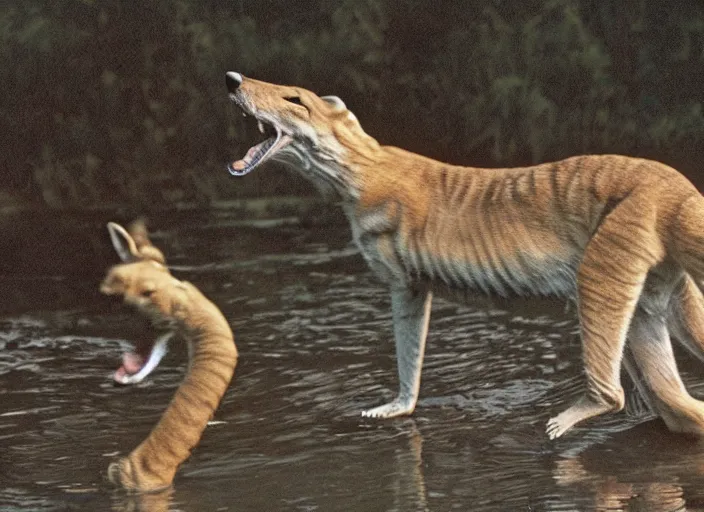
[3,0,704,208]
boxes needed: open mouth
[227,107,293,177]
[113,332,171,385]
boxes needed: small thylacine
[101,220,238,492]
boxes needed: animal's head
[100,220,173,311]
[101,220,186,384]
[225,72,379,197]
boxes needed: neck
[277,130,382,202]
[110,299,237,491]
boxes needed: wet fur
[101,221,237,491]
[228,74,704,438]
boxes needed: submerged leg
[628,309,704,434]
[362,287,432,418]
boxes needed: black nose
[226,72,242,92]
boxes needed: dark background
[2,0,704,210]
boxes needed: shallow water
[2,211,704,511]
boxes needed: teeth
[257,120,265,134]
[242,112,247,118]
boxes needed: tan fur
[227,73,704,438]
[101,221,237,491]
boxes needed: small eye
[141,289,155,298]
[284,96,304,106]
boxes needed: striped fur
[227,74,704,438]
[100,221,237,491]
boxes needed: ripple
[2,215,701,511]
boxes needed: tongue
[113,352,145,383]
[230,159,247,172]
[113,334,171,385]
[123,352,144,374]
[229,139,273,174]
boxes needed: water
[2,209,704,511]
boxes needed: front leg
[363,286,433,418]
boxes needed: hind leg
[546,205,664,439]
[629,307,704,434]
[546,263,645,439]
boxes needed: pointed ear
[321,95,347,112]
[107,222,140,262]
[127,218,166,265]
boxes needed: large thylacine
[225,71,704,439]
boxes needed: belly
[417,251,578,299]
[358,229,580,299]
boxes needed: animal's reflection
[552,422,704,511]
[110,487,172,512]
[554,457,685,511]
[390,419,430,512]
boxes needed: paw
[546,416,569,440]
[362,398,415,419]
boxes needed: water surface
[2,210,704,511]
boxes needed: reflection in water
[554,457,686,511]
[111,489,172,512]
[390,420,429,512]
[4,212,704,510]
[551,421,704,511]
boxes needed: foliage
[1,0,704,208]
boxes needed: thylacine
[224,71,704,439]
[101,220,238,491]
